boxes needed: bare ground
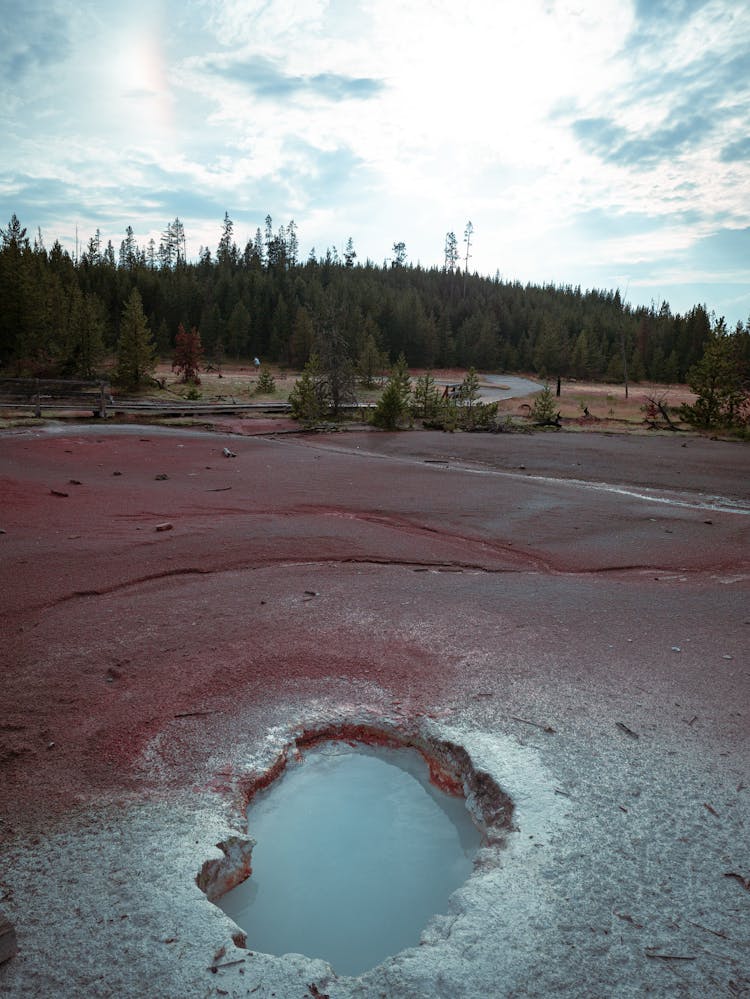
[1,424,748,997]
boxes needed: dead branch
[616,721,639,739]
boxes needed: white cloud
[0,0,748,322]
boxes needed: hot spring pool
[217,741,483,975]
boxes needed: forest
[0,211,746,389]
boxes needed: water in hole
[218,741,482,975]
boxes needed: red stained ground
[1,425,749,826]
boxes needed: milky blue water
[218,742,481,975]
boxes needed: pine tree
[64,286,105,377]
[172,323,203,383]
[344,237,357,268]
[372,354,411,429]
[255,368,276,394]
[356,331,385,386]
[531,383,559,426]
[411,371,441,419]
[680,322,748,428]
[217,212,235,267]
[115,288,157,389]
[444,232,458,271]
[316,320,356,415]
[289,354,329,422]
[226,301,252,358]
[290,306,315,368]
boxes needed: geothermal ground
[1,422,749,998]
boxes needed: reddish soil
[1,424,749,832]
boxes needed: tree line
[0,212,748,412]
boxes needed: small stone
[723,654,733,661]
[113,470,122,476]
[671,646,681,653]
[50,489,69,497]
[69,479,82,485]
[155,522,173,532]
[704,520,713,525]
[155,473,169,480]
[223,448,237,458]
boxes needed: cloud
[721,137,750,162]
[573,112,716,167]
[199,54,384,102]
[631,0,710,24]
[0,2,72,83]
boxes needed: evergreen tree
[316,320,356,415]
[680,321,748,428]
[344,237,357,268]
[531,383,559,426]
[217,212,235,267]
[289,354,328,422]
[391,241,407,267]
[255,368,276,394]
[0,214,34,368]
[226,300,252,358]
[64,286,105,377]
[290,306,315,367]
[444,231,459,271]
[115,288,157,389]
[172,323,203,383]
[372,354,411,429]
[356,331,386,386]
[411,371,441,420]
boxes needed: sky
[2,0,749,325]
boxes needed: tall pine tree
[115,288,157,389]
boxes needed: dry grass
[497,378,698,431]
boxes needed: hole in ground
[197,724,512,977]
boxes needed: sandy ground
[1,422,749,998]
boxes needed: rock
[222,447,237,458]
[155,473,169,480]
[0,913,17,964]
[671,646,681,652]
[155,522,173,532]
[50,489,69,497]
[69,479,82,485]
[112,470,122,476]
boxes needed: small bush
[531,383,560,426]
[255,369,276,394]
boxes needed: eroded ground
[1,424,749,998]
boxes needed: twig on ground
[687,920,728,939]
[510,716,556,734]
[616,721,639,739]
[614,911,644,928]
[724,872,750,891]
[209,958,246,972]
[644,949,696,961]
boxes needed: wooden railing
[0,379,112,418]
